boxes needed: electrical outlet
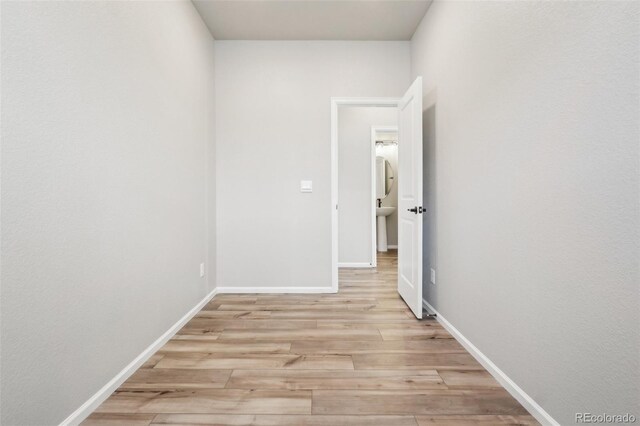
[200,263,205,278]
[430,268,436,284]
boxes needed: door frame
[370,125,399,267]
[330,97,400,292]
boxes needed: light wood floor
[84,250,537,426]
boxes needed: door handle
[408,207,418,214]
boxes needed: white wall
[412,2,639,424]
[0,2,216,424]
[338,107,397,265]
[215,41,410,289]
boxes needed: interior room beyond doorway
[337,105,398,270]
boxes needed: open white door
[397,77,423,319]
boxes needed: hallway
[84,251,537,425]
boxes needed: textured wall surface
[0,2,215,424]
[215,41,410,289]
[412,2,639,424]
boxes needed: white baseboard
[387,245,398,249]
[422,299,559,426]
[338,262,374,268]
[59,288,219,426]
[216,286,335,294]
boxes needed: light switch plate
[430,268,436,284]
[200,263,205,278]
[300,180,313,193]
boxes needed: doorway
[372,125,399,264]
[330,98,399,291]
[330,77,423,319]
[336,108,399,270]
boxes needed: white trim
[387,244,398,249]
[331,97,400,293]
[422,299,559,426]
[331,100,339,293]
[59,288,219,426]
[216,286,335,294]
[370,126,378,267]
[338,262,374,268]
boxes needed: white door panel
[397,77,423,319]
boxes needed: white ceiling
[192,0,432,41]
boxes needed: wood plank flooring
[84,251,537,426]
